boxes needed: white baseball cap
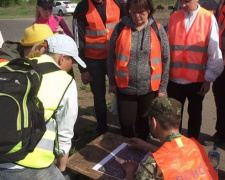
[45,34,86,68]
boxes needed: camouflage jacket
[135,156,163,180]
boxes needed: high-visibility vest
[217,5,225,64]
[218,5,225,38]
[85,0,120,59]
[168,8,212,82]
[152,136,218,180]
[114,23,162,91]
[16,55,72,168]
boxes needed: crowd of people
[0,0,224,179]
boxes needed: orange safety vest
[85,0,120,59]
[217,5,225,64]
[218,5,225,38]
[114,23,162,91]
[152,136,218,180]
[168,8,212,82]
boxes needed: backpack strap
[37,62,60,75]
[7,57,38,69]
[151,19,161,42]
[116,22,125,39]
[54,15,63,29]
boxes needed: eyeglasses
[129,10,147,16]
[42,6,53,10]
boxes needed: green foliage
[0,3,35,19]
[0,0,29,7]
[0,0,177,18]
[106,101,111,109]
[79,84,91,92]
[69,147,77,155]
[78,95,85,100]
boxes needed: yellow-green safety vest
[15,55,72,168]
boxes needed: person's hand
[108,85,117,95]
[199,81,210,95]
[127,137,149,151]
[121,160,138,176]
[157,92,166,97]
[56,26,64,34]
[81,71,92,84]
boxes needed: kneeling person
[122,97,218,180]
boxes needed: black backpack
[0,58,59,163]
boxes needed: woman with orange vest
[73,0,126,134]
[120,97,218,180]
[204,0,225,146]
[167,0,223,140]
[107,0,170,140]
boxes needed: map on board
[93,143,151,180]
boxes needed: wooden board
[67,132,126,180]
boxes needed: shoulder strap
[37,62,60,75]
[116,22,125,39]
[7,58,39,70]
[151,20,161,42]
[54,15,63,28]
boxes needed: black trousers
[87,60,108,133]
[117,90,156,140]
[167,81,204,139]
[213,67,225,138]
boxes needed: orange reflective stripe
[115,22,162,90]
[169,8,212,82]
[114,26,131,88]
[85,0,120,59]
[150,23,162,91]
[0,58,9,63]
[152,136,218,180]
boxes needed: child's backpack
[0,58,59,163]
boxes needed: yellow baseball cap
[20,24,53,46]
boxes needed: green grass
[0,4,36,19]
[79,84,91,92]
[69,146,77,155]
[0,0,176,19]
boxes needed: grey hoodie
[107,16,170,95]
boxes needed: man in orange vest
[167,0,223,140]
[73,0,126,134]
[121,97,218,180]
[204,0,225,146]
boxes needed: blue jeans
[86,60,108,134]
[0,163,65,180]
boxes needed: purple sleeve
[58,17,74,39]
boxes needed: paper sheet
[93,143,150,180]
